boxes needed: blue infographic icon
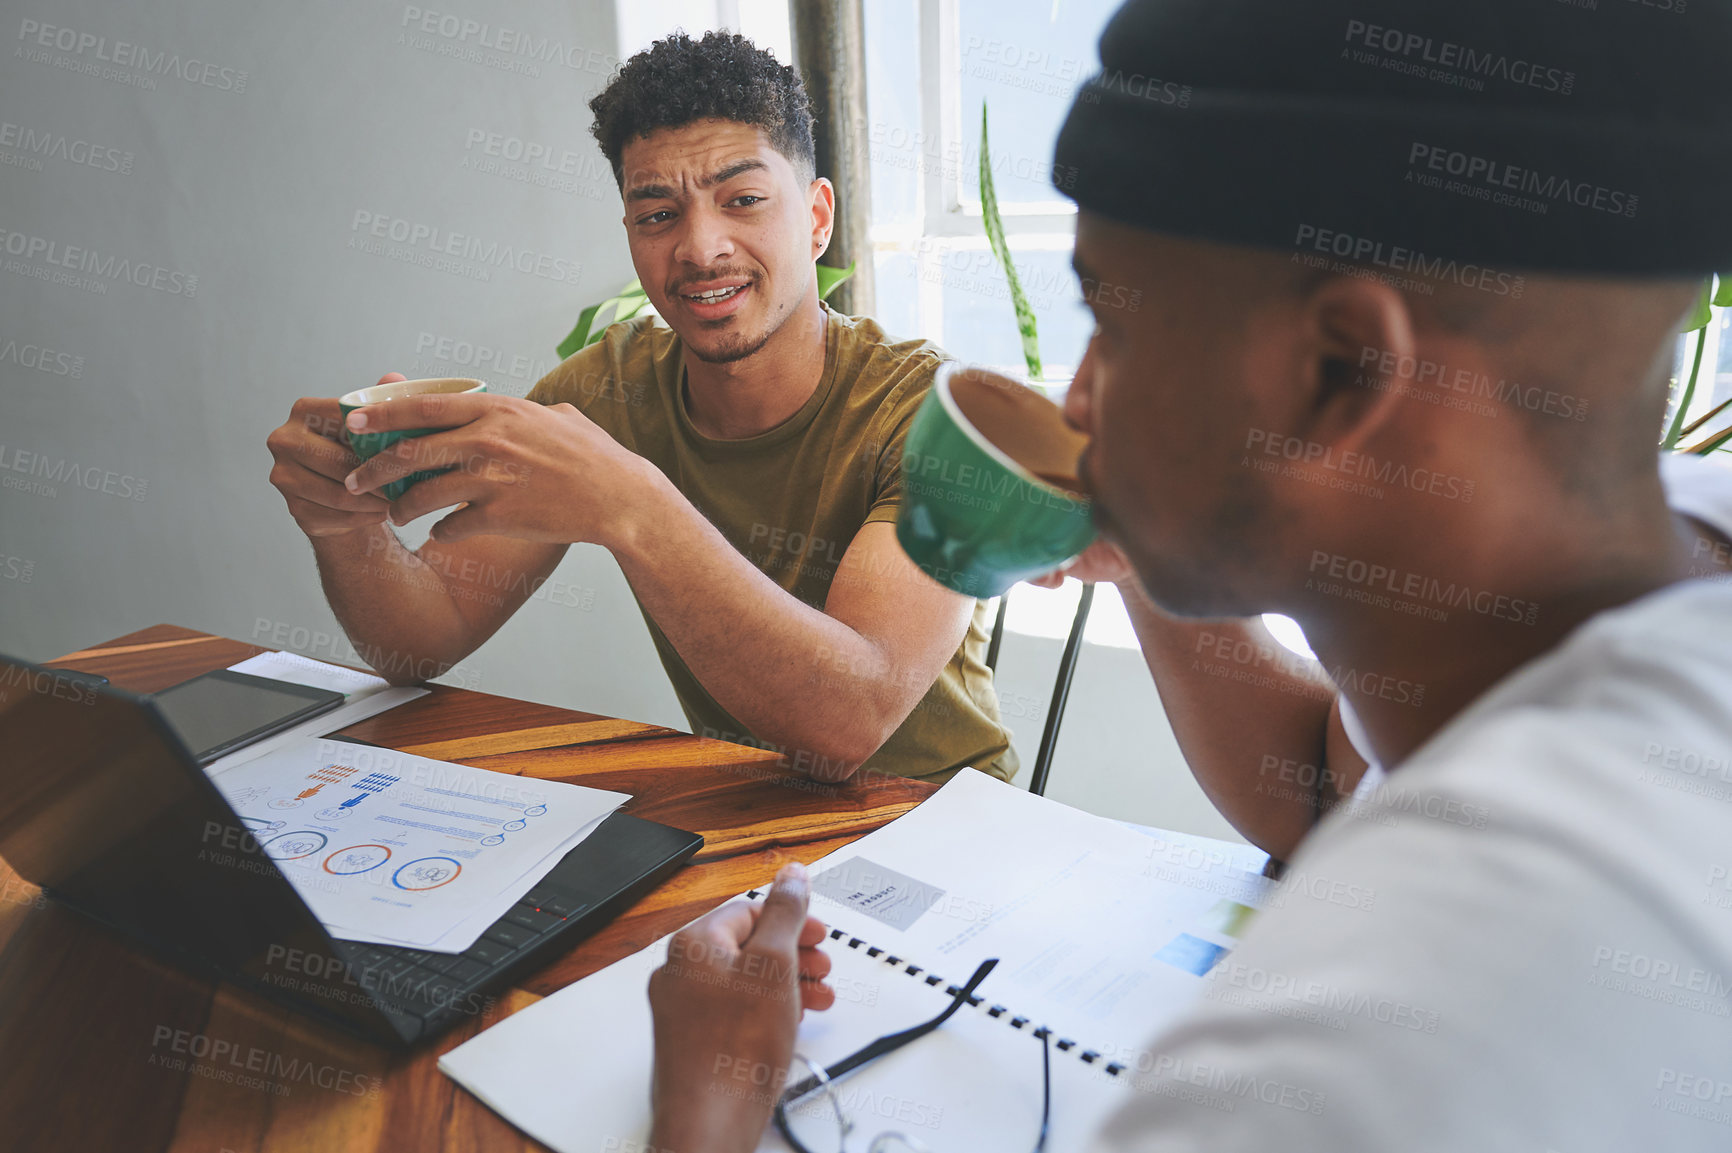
[393,856,462,891]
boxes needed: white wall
[0,0,1247,847]
[0,0,684,731]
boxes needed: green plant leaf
[1685,424,1732,455]
[557,279,652,359]
[1677,396,1732,442]
[1663,325,1710,449]
[817,261,856,301]
[557,301,606,360]
[1713,273,1732,309]
[979,103,1043,381]
[1684,279,1714,332]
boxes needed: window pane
[864,0,924,230]
[1000,581,1136,650]
[1711,310,1732,417]
[872,251,922,340]
[958,0,1122,207]
[937,245,1089,379]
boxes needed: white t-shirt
[1090,457,1732,1151]
[1345,451,1732,797]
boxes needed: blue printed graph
[336,772,401,811]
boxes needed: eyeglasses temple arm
[779,957,1000,1102]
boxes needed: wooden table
[0,625,936,1153]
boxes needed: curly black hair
[588,31,816,187]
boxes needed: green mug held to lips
[896,362,1096,599]
[337,377,487,502]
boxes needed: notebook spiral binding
[744,889,1127,1078]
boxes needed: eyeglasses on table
[772,958,1052,1153]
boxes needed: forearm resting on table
[1117,580,1366,862]
[310,525,497,684]
[614,489,948,781]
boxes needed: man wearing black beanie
[638,1,1732,1149]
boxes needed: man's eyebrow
[624,158,770,203]
[699,157,769,188]
[625,181,676,203]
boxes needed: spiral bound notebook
[439,771,1270,1153]
[779,887,1143,1080]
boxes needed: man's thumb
[749,862,811,953]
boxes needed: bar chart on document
[207,737,628,951]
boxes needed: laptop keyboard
[340,885,594,1020]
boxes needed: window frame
[871,0,1085,380]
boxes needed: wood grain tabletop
[0,624,937,1153]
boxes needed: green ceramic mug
[896,362,1096,598]
[338,377,487,502]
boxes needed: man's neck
[682,296,828,440]
[1302,487,1699,772]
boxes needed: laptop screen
[0,656,415,1043]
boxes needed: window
[864,0,1116,381]
[866,0,1147,648]
[1666,304,1732,445]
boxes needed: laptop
[0,653,704,1048]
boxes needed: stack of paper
[208,735,629,954]
[227,650,395,700]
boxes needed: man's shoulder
[526,314,674,409]
[1358,581,1732,815]
[828,308,952,405]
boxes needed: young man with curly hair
[265,32,1015,786]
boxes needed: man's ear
[1284,276,1416,464]
[809,176,836,262]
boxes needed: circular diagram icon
[502,819,526,832]
[323,844,392,875]
[263,830,328,860]
[315,807,353,822]
[393,856,462,891]
[480,835,505,847]
[523,805,546,817]
[267,798,304,810]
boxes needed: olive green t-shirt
[525,305,1017,785]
